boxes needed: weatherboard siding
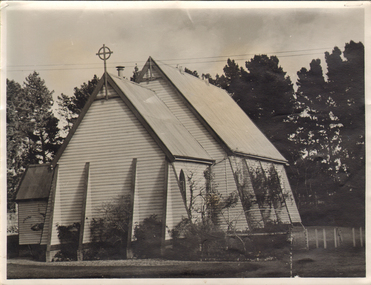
[172,161,208,221]
[18,200,47,245]
[40,167,58,246]
[139,68,252,230]
[273,164,302,223]
[259,161,291,224]
[165,163,188,239]
[95,84,118,100]
[227,157,263,230]
[50,94,166,246]
[212,159,249,231]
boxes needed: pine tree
[7,73,61,211]
[57,75,100,132]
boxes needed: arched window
[179,169,186,204]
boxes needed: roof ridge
[154,59,230,92]
[108,72,162,94]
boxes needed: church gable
[136,60,227,161]
[24,54,302,262]
[49,85,168,246]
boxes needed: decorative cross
[96,44,113,99]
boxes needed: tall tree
[238,55,296,126]
[204,56,297,171]
[220,56,297,161]
[57,75,99,132]
[22,72,61,163]
[325,41,365,225]
[325,41,365,178]
[291,59,342,203]
[7,73,61,211]
[7,79,25,212]
[291,41,364,226]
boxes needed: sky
[3,2,367,108]
[0,3,370,282]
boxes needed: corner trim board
[126,158,137,259]
[77,162,90,260]
[45,165,59,262]
[161,158,169,255]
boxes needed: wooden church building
[16,57,302,261]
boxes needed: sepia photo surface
[1,1,369,284]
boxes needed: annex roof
[108,74,213,162]
[15,164,54,201]
[153,59,287,163]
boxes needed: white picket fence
[293,226,364,250]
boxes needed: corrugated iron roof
[154,60,287,163]
[15,164,54,201]
[109,74,213,162]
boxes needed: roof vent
[116,66,125,77]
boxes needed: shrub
[168,218,291,261]
[87,195,131,260]
[168,218,227,260]
[54,222,80,261]
[133,214,163,258]
[249,233,290,259]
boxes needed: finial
[96,44,113,99]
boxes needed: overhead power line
[7,47,331,72]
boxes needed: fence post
[323,228,327,249]
[334,228,337,248]
[305,228,309,250]
[360,227,363,247]
[315,229,319,248]
[352,228,356,247]
[290,227,293,278]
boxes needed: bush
[168,218,290,261]
[133,215,163,258]
[54,222,80,261]
[86,195,131,260]
[168,218,227,261]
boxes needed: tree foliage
[130,64,140,82]
[291,59,341,200]
[290,41,364,226]
[86,195,132,260]
[204,41,364,226]
[205,56,296,163]
[7,73,62,212]
[57,75,100,132]
[184,67,200,78]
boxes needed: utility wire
[7,48,330,72]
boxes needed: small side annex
[15,164,55,258]
[16,57,302,261]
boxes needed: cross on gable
[96,44,113,63]
[96,44,113,100]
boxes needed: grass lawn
[7,248,365,279]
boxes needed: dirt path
[6,248,365,279]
